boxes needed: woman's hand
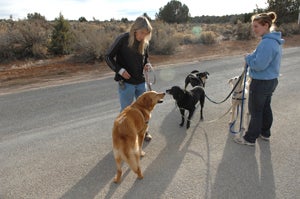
[121,70,131,79]
[144,63,152,72]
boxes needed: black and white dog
[166,86,205,129]
[184,70,209,89]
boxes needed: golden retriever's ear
[144,96,152,107]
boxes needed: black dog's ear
[191,70,199,74]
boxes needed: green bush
[49,13,74,55]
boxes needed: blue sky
[0,0,268,21]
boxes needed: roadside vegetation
[0,0,299,64]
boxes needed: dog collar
[232,97,246,100]
[233,90,243,94]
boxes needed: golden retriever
[112,90,165,183]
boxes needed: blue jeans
[118,82,146,111]
[244,79,278,143]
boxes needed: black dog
[184,70,209,89]
[166,86,205,129]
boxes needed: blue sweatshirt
[245,31,285,80]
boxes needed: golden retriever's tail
[126,152,143,178]
[113,146,143,180]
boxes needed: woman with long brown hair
[105,16,153,141]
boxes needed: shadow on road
[121,107,201,198]
[211,134,276,198]
[59,151,115,199]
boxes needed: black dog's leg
[184,79,189,90]
[179,108,185,127]
[200,96,205,120]
[184,84,188,90]
[187,108,195,129]
[200,105,204,120]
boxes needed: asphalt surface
[0,47,299,199]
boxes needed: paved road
[1,47,299,199]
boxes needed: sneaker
[233,136,255,146]
[144,132,152,141]
[259,135,270,141]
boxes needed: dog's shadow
[59,151,116,199]
[122,106,202,198]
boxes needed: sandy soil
[1,34,300,95]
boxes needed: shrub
[234,20,253,40]
[150,21,178,55]
[277,23,300,36]
[16,21,50,58]
[49,13,74,55]
[1,17,299,64]
[0,20,50,62]
[0,33,14,62]
[199,31,217,45]
[71,22,118,63]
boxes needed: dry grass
[0,34,300,95]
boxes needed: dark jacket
[105,32,149,85]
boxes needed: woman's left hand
[144,63,152,72]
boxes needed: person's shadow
[257,140,276,199]
[211,134,276,199]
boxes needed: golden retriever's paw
[137,175,144,180]
[140,150,146,157]
[113,171,122,183]
[113,177,121,183]
[137,171,144,179]
[136,167,144,179]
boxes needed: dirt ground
[1,34,300,95]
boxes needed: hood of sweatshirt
[263,31,285,45]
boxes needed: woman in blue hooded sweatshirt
[234,12,284,146]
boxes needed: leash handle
[144,63,156,91]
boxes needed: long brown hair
[252,12,277,31]
[128,16,152,55]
